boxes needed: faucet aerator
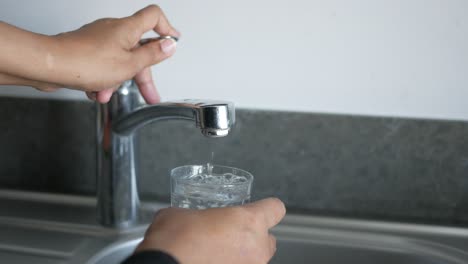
[201,128,230,138]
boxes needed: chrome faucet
[96,80,235,228]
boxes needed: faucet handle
[139,35,179,46]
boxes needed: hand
[52,5,179,103]
[0,5,179,104]
[136,198,286,264]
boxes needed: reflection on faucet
[96,80,235,228]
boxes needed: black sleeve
[121,250,179,264]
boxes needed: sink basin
[91,240,468,264]
[0,190,468,264]
[89,223,468,264]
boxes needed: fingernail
[174,29,182,38]
[160,38,177,54]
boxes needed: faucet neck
[96,81,235,228]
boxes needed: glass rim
[171,164,254,187]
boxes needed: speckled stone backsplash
[1,97,468,226]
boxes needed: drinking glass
[171,164,253,209]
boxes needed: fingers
[89,70,160,105]
[134,66,160,104]
[131,37,177,70]
[128,5,179,70]
[125,5,179,93]
[95,87,117,103]
[130,5,180,38]
[244,198,286,229]
[268,233,277,259]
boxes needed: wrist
[48,32,103,91]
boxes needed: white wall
[0,0,467,120]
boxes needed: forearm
[0,72,27,86]
[0,21,60,85]
[0,70,61,91]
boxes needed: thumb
[132,38,177,70]
[244,198,286,228]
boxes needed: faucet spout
[113,100,234,137]
[96,80,235,228]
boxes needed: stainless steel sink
[89,228,468,264]
[90,220,468,264]
[0,190,468,264]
